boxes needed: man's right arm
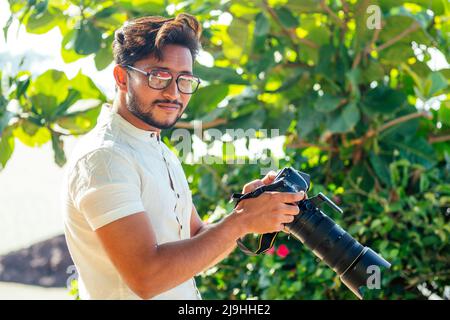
[95,191,304,299]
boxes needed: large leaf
[328,102,360,133]
[363,86,406,115]
[94,36,114,71]
[25,6,63,34]
[51,130,66,167]
[389,137,437,169]
[61,29,85,63]
[69,71,106,101]
[194,64,248,85]
[55,106,101,135]
[369,152,392,187]
[28,70,70,119]
[314,94,344,113]
[254,12,270,37]
[274,7,298,29]
[427,72,448,97]
[74,20,103,55]
[438,100,450,126]
[187,84,229,119]
[12,120,51,147]
[0,126,15,171]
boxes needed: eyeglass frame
[123,64,201,94]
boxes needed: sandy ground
[0,282,73,300]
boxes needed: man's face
[125,44,193,130]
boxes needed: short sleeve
[68,148,145,231]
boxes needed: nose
[162,78,180,101]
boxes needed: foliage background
[1,0,449,299]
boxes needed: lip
[156,103,179,111]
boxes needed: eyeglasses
[124,65,201,94]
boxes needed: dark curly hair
[113,13,202,66]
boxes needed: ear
[113,65,128,93]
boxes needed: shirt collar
[100,103,161,143]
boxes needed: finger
[273,191,306,203]
[242,180,264,193]
[281,214,296,224]
[261,170,277,185]
[277,204,300,215]
[276,224,285,232]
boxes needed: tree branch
[376,22,421,53]
[349,112,430,146]
[286,138,339,152]
[352,23,382,69]
[320,0,347,30]
[429,134,450,144]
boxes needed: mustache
[153,99,183,108]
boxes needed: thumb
[261,170,277,185]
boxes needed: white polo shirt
[61,103,201,300]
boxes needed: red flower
[265,246,275,255]
[276,244,290,258]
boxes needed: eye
[150,70,172,80]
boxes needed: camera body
[234,167,391,299]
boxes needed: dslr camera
[233,167,391,299]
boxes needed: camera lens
[275,168,391,299]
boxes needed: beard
[126,88,183,130]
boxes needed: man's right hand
[232,191,305,237]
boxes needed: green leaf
[427,72,448,97]
[55,107,101,135]
[314,94,343,113]
[255,12,270,37]
[52,89,82,118]
[0,110,14,134]
[69,71,106,101]
[285,0,321,13]
[29,70,70,118]
[61,29,85,63]
[194,64,248,85]
[274,7,298,29]
[0,126,15,171]
[26,7,62,34]
[3,15,13,42]
[389,137,436,169]
[229,3,260,18]
[13,120,51,147]
[328,102,360,133]
[228,108,266,130]
[51,131,66,167]
[438,100,450,126]
[228,17,249,45]
[369,152,392,187]
[363,86,406,115]
[74,20,102,55]
[94,37,114,70]
[199,169,218,199]
[297,103,323,137]
[187,84,229,119]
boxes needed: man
[61,13,305,300]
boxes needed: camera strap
[230,188,281,256]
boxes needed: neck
[113,96,161,135]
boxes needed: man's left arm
[190,205,237,272]
[189,170,280,272]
